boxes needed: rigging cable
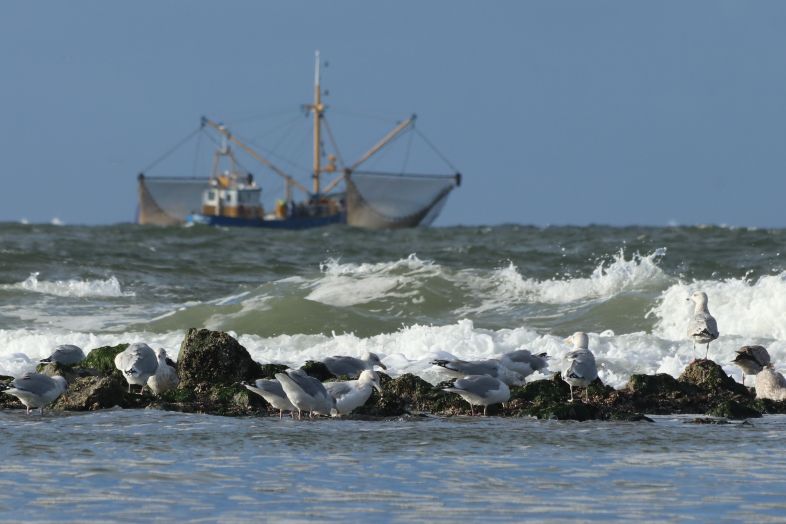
[322,116,345,169]
[414,127,460,173]
[139,126,202,174]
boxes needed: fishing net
[137,176,207,225]
[346,171,459,228]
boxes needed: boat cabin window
[224,192,234,204]
[207,190,217,201]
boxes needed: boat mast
[311,50,323,197]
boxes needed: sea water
[1,223,785,520]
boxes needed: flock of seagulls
[3,290,786,416]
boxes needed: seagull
[431,358,525,386]
[562,332,598,403]
[442,375,510,416]
[500,349,549,379]
[147,348,179,395]
[322,352,387,378]
[732,345,770,386]
[754,364,786,401]
[323,370,382,416]
[39,344,85,366]
[2,372,68,415]
[275,369,336,419]
[687,291,719,360]
[114,343,158,394]
[242,379,295,419]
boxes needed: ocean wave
[651,271,786,340]
[461,249,669,314]
[4,273,135,298]
[305,254,443,307]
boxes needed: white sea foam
[1,319,783,388]
[462,249,668,313]
[651,272,786,340]
[4,273,135,298]
[305,254,442,307]
[0,329,183,377]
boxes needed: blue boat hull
[186,212,345,229]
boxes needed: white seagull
[322,352,387,378]
[275,369,336,419]
[732,345,770,386]
[754,365,786,401]
[147,348,179,395]
[40,344,85,366]
[500,349,549,379]
[431,358,525,386]
[114,343,158,394]
[2,372,68,415]
[243,378,295,419]
[323,370,382,416]
[562,332,598,403]
[687,291,719,360]
[443,375,510,416]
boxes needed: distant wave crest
[6,272,135,298]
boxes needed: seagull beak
[378,363,387,370]
[373,382,383,393]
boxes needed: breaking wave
[651,271,786,341]
[4,273,135,298]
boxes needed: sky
[2,1,786,227]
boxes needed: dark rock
[300,361,333,382]
[36,362,81,384]
[53,375,147,411]
[679,360,749,396]
[687,417,730,425]
[258,363,289,379]
[708,400,762,419]
[177,329,262,388]
[354,373,466,417]
[752,398,786,414]
[82,344,128,379]
[627,373,689,396]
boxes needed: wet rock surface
[4,330,786,421]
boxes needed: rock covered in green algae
[353,373,467,417]
[752,398,786,415]
[258,363,289,379]
[300,361,333,381]
[707,399,762,419]
[679,359,749,396]
[165,329,266,416]
[81,344,129,379]
[177,329,262,389]
[52,375,148,411]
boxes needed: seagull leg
[26,407,31,415]
[705,343,709,360]
[483,405,488,417]
[40,407,44,416]
[469,403,474,416]
[584,388,589,403]
[279,409,283,420]
[742,374,746,386]
[568,385,574,403]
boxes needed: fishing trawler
[137,52,460,229]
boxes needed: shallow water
[1,410,785,522]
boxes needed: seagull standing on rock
[732,345,770,386]
[687,291,719,360]
[275,369,336,419]
[322,352,387,378]
[40,344,85,366]
[323,370,382,416]
[443,375,510,416]
[431,358,525,386]
[147,348,179,395]
[562,332,598,403]
[242,379,295,419]
[754,364,786,401]
[2,372,68,415]
[114,343,158,394]
[500,349,549,379]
